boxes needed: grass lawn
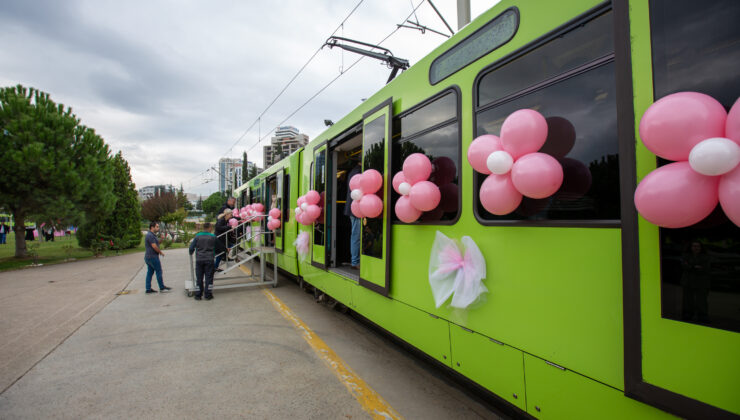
[0,232,187,272]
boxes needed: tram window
[313,151,325,246]
[362,116,385,259]
[392,90,460,223]
[430,8,518,85]
[283,174,290,222]
[396,92,456,139]
[650,0,740,109]
[651,0,740,333]
[478,11,613,108]
[475,62,620,222]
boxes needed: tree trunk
[13,212,27,258]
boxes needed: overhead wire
[246,0,426,152]
[221,0,365,157]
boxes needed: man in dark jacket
[189,222,216,300]
[218,196,236,217]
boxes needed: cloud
[1,0,495,195]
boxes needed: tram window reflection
[475,62,620,222]
[391,90,460,224]
[362,116,385,258]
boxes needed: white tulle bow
[428,231,487,309]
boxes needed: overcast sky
[0,0,494,196]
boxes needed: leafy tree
[141,191,177,222]
[77,152,142,249]
[0,85,115,257]
[196,196,203,211]
[202,191,227,219]
[176,183,191,210]
[160,208,186,238]
[248,164,258,181]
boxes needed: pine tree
[242,151,248,184]
[0,85,115,257]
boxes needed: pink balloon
[228,218,238,228]
[639,92,727,161]
[409,180,441,212]
[267,220,275,230]
[350,199,365,218]
[272,219,281,229]
[253,203,264,213]
[395,195,422,223]
[480,174,523,215]
[403,153,432,184]
[359,194,383,218]
[297,196,305,207]
[305,204,321,220]
[431,157,456,185]
[439,183,459,213]
[360,169,383,194]
[305,190,320,205]
[634,161,719,228]
[501,109,548,160]
[348,174,362,191]
[467,134,502,174]
[296,212,306,225]
[511,153,564,198]
[231,210,240,218]
[269,208,281,219]
[392,171,407,195]
[726,98,740,145]
[719,165,740,227]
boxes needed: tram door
[274,169,284,252]
[311,145,327,267]
[359,98,392,296]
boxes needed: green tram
[234,1,739,418]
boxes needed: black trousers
[195,260,214,297]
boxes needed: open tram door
[264,172,283,250]
[311,144,328,268]
[359,98,393,296]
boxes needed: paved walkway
[0,249,501,419]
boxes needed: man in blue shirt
[144,222,171,294]
[344,161,362,269]
[188,222,216,300]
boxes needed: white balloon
[351,189,363,200]
[295,207,302,215]
[689,137,740,176]
[398,182,411,196]
[301,202,308,211]
[486,150,514,175]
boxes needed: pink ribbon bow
[428,231,487,309]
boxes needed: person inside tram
[344,160,361,270]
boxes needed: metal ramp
[185,216,278,296]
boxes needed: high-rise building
[218,158,242,193]
[138,184,175,200]
[263,126,309,169]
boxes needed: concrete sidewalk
[0,249,500,419]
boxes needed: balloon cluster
[634,92,740,228]
[468,109,564,215]
[295,190,323,225]
[393,153,441,223]
[267,208,282,230]
[349,169,384,218]
[239,203,265,219]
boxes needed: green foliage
[202,191,227,218]
[242,152,248,183]
[0,84,115,258]
[77,152,141,249]
[141,191,177,221]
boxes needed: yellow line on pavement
[261,287,402,420]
